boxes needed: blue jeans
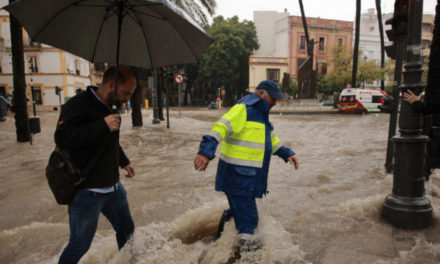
[226,193,258,234]
[59,183,134,264]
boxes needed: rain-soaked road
[0,108,439,264]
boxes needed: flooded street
[1,109,440,264]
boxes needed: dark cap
[256,80,285,99]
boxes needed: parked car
[320,100,335,107]
[207,101,218,109]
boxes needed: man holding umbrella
[55,65,136,263]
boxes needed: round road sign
[174,73,184,84]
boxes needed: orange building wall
[288,16,353,80]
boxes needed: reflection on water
[0,110,439,264]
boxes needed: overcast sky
[214,0,437,22]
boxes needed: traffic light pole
[384,34,406,173]
[382,0,432,229]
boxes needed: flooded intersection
[0,109,440,264]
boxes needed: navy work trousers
[59,183,134,264]
[225,193,258,234]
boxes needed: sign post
[174,73,184,119]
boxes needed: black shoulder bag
[46,145,106,205]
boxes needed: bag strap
[56,135,109,180]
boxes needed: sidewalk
[270,99,339,114]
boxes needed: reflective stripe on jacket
[198,93,295,198]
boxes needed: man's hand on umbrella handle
[104,114,121,132]
[287,155,299,170]
[403,90,421,104]
[124,164,135,177]
[194,154,209,171]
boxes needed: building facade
[289,16,353,79]
[250,10,353,92]
[253,10,290,58]
[357,8,393,89]
[249,56,289,91]
[358,8,392,64]
[0,4,91,106]
[422,14,434,65]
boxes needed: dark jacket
[198,94,294,198]
[54,86,130,189]
[411,98,440,114]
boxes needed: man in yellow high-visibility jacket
[194,80,299,252]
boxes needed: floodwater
[0,108,440,264]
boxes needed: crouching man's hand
[287,155,299,170]
[194,154,209,171]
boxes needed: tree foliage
[357,56,383,87]
[188,16,259,104]
[281,79,298,97]
[319,46,384,95]
[321,46,352,94]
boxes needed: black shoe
[239,235,263,252]
[215,210,232,240]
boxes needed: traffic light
[378,96,394,113]
[384,0,409,59]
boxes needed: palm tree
[352,0,361,88]
[143,0,217,124]
[9,0,30,142]
[376,0,385,91]
[171,0,217,26]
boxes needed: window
[0,86,5,97]
[317,62,327,74]
[75,59,81,75]
[372,95,384,103]
[341,95,356,103]
[422,24,432,33]
[338,38,343,47]
[319,37,325,51]
[29,56,38,73]
[31,86,42,105]
[422,40,431,49]
[300,35,306,50]
[266,69,280,83]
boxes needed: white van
[338,88,388,114]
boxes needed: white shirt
[87,87,118,193]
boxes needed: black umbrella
[4,0,213,69]
[4,0,213,110]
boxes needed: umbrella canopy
[4,0,213,69]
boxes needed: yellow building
[249,56,288,92]
[422,14,434,64]
[0,8,91,106]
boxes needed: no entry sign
[174,73,184,84]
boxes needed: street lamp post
[382,0,433,229]
[152,68,160,124]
